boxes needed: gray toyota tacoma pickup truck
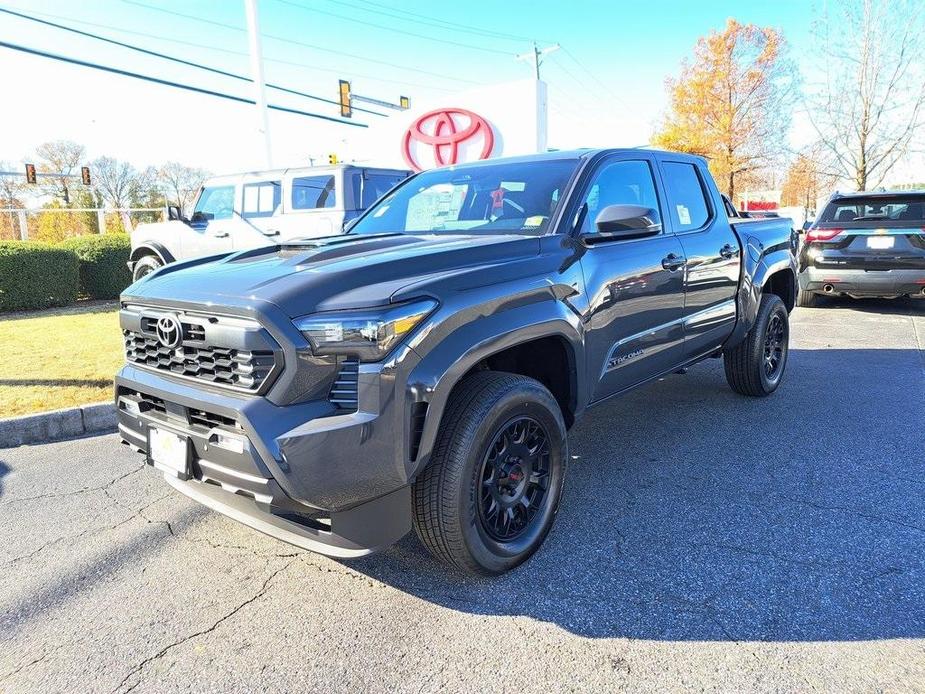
[116,149,797,575]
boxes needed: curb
[0,402,116,449]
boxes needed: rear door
[282,172,340,239]
[658,159,741,360]
[576,153,687,401]
[238,178,284,249]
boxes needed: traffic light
[338,79,351,118]
[328,154,338,165]
[25,163,36,184]
[399,96,410,110]
[81,166,91,186]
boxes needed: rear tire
[796,287,818,308]
[724,293,789,397]
[412,371,567,575]
[132,254,163,282]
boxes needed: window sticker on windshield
[676,204,692,226]
[524,215,546,227]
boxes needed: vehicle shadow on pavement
[811,295,925,316]
[347,346,924,642]
[0,460,9,500]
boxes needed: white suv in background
[129,164,409,281]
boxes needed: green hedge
[58,234,132,300]
[0,241,79,312]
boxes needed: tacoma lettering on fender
[115,149,797,575]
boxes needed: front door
[576,155,687,402]
[184,183,236,258]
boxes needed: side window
[292,175,336,210]
[242,181,281,219]
[661,162,710,231]
[578,160,661,235]
[193,185,235,221]
[360,174,406,208]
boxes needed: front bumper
[799,266,925,298]
[115,357,418,557]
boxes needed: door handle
[263,229,281,237]
[212,231,229,238]
[661,253,686,271]
[720,243,738,259]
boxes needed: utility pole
[515,42,560,80]
[244,0,272,168]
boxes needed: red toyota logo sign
[402,107,495,172]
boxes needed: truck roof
[832,189,925,199]
[435,147,708,169]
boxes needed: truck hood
[124,233,541,317]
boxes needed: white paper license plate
[149,427,188,475]
[867,236,894,249]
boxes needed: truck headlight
[293,299,437,361]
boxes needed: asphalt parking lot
[1,299,923,693]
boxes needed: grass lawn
[0,302,124,418]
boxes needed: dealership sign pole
[244,0,272,169]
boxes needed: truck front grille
[121,305,282,394]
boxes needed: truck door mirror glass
[586,204,661,241]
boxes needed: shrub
[58,234,132,299]
[0,241,79,312]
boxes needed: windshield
[193,185,235,221]
[819,195,925,225]
[349,159,578,236]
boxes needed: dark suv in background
[798,190,925,306]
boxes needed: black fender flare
[129,242,175,267]
[725,240,797,349]
[404,298,584,477]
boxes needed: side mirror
[802,220,814,231]
[167,205,187,223]
[190,211,213,225]
[585,204,661,242]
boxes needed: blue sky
[0,0,820,173]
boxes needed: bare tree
[35,140,85,205]
[807,0,925,190]
[92,156,138,232]
[0,161,26,239]
[158,162,209,215]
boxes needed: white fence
[1,206,168,240]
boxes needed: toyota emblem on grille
[155,316,182,349]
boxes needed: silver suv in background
[129,164,409,281]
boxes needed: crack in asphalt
[0,465,145,506]
[111,557,299,694]
[3,492,173,566]
[776,494,925,534]
[0,649,50,684]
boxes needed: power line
[0,5,388,117]
[9,7,455,92]
[0,40,368,127]
[122,0,481,85]
[272,0,513,56]
[321,0,552,44]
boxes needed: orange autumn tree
[653,19,794,201]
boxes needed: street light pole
[244,0,272,169]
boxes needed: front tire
[724,293,790,397]
[132,254,163,282]
[412,371,567,575]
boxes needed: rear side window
[242,181,281,219]
[352,173,406,209]
[819,196,925,224]
[662,162,710,231]
[292,175,336,209]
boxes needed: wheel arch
[129,242,175,266]
[405,300,585,478]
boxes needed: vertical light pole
[244,0,272,168]
[515,42,560,80]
